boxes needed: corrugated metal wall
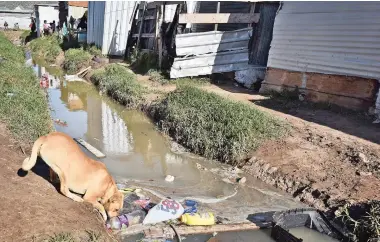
[102,1,135,56]
[268,2,380,80]
[87,1,105,48]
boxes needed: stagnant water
[28,58,338,242]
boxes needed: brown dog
[21,132,123,220]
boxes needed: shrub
[150,85,288,164]
[91,64,144,108]
[63,48,92,74]
[29,35,62,63]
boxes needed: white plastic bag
[143,199,184,225]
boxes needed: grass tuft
[29,35,62,63]
[150,85,288,164]
[0,32,52,141]
[63,48,92,74]
[91,64,144,108]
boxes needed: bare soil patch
[0,124,112,241]
[197,81,380,210]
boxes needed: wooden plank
[248,2,257,27]
[136,2,148,49]
[179,13,260,24]
[144,223,261,239]
[74,138,106,158]
[133,33,155,38]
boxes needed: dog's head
[104,188,124,218]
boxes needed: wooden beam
[136,2,147,49]
[179,13,260,24]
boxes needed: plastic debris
[143,199,184,225]
[238,177,247,184]
[183,199,198,214]
[54,119,67,126]
[165,175,175,182]
[181,212,215,226]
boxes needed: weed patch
[91,64,144,108]
[150,85,288,164]
[0,33,51,142]
[63,48,92,74]
[29,35,62,63]
[130,51,158,75]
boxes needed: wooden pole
[136,2,147,50]
[215,2,220,31]
[249,2,257,27]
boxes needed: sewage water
[30,58,310,241]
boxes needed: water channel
[27,56,339,241]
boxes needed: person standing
[43,20,50,36]
[4,21,8,30]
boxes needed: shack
[261,2,380,111]
[87,1,136,56]
[34,3,59,37]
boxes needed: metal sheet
[87,1,105,48]
[171,48,251,78]
[176,28,251,56]
[267,2,380,80]
[102,1,135,56]
[87,1,135,56]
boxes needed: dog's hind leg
[51,164,84,202]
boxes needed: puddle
[30,59,305,240]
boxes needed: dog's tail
[21,136,46,171]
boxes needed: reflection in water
[101,102,132,154]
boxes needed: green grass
[148,69,210,87]
[150,85,288,164]
[29,35,62,63]
[0,32,52,142]
[91,64,144,108]
[63,48,92,74]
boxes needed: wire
[169,224,182,242]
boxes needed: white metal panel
[68,6,87,19]
[87,1,105,48]
[171,49,251,78]
[38,6,59,27]
[267,2,380,80]
[176,28,251,55]
[102,1,135,56]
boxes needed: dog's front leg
[83,193,108,221]
[90,200,108,221]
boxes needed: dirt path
[140,77,380,211]
[0,124,111,241]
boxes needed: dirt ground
[205,82,380,211]
[0,124,112,241]
[140,77,380,211]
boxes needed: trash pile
[106,187,216,232]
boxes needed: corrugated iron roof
[267,2,380,80]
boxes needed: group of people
[42,20,57,36]
[3,21,19,30]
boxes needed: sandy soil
[139,77,380,211]
[0,124,112,241]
